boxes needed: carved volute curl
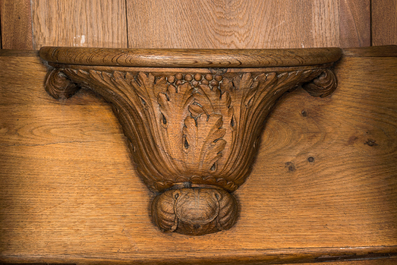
[40,47,342,236]
[44,68,80,99]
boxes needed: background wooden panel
[339,0,371,47]
[0,0,373,49]
[30,0,128,49]
[0,0,33,49]
[289,259,397,265]
[127,0,339,48]
[126,0,370,49]
[295,259,397,265]
[292,259,397,265]
[0,2,2,48]
[1,50,396,264]
[372,0,397,46]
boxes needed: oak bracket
[40,47,341,236]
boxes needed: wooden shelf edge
[38,47,342,68]
[1,246,396,264]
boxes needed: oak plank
[30,0,128,49]
[298,259,397,265]
[0,0,33,49]
[338,0,371,47]
[372,0,397,46]
[126,0,340,49]
[1,50,397,263]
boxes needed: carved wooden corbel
[40,47,341,236]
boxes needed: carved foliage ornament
[40,47,341,236]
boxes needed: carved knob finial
[151,187,238,235]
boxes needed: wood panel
[303,259,397,265]
[1,48,397,263]
[126,0,338,48]
[30,0,128,49]
[0,1,2,48]
[339,0,371,47]
[292,259,397,265]
[372,0,397,46]
[0,0,33,49]
[0,0,373,50]
[302,259,397,265]
[126,0,370,49]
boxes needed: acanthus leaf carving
[182,114,227,174]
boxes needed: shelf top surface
[39,47,342,68]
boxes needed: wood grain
[0,0,33,49]
[0,1,2,48]
[338,0,371,47]
[126,0,372,49]
[1,50,397,263]
[30,0,128,49]
[372,0,397,46]
[0,0,371,50]
[343,45,397,57]
[0,0,373,51]
[39,47,342,67]
[126,0,341,49]
[288,259,397,265]
[292,259,397,265]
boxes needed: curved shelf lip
[39,47,342,68]
[49,63,335,75]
